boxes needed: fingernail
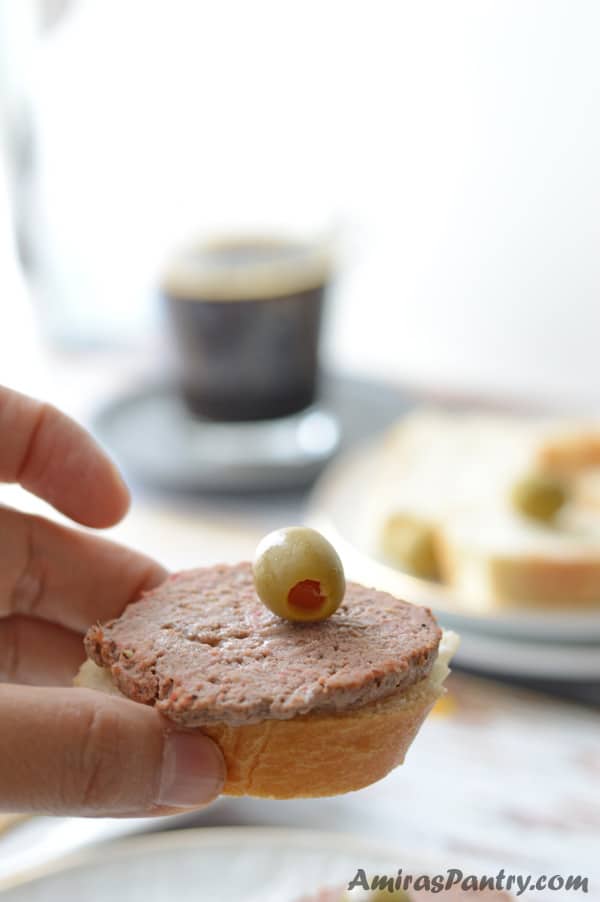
[157,732,226,808]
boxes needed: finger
[0,505,167,631]
[0,685,226,817]
[0,385,130,528]
[0,617,85,685]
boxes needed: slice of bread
[436,506,600,610]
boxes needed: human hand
[0,386,225,817]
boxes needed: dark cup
[161,236,332,421]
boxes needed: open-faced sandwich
[371,409,600,611]
[76,527,457,798]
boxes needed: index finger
[0,385,130,528]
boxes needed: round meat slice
[84,562,441,728]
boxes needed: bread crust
[202,670,441,797]
[437,531,600,610]
[536,431,600,474]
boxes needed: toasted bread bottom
[75,631,457,798]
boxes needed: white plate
[0,827,435,901]
[0,809,213,887]
[454,628,600,681]
[307,442,600,646]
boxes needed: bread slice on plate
[436,505,600,611]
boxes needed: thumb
[0,685,226,817]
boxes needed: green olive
[380,513,440,580]
[511,474,569,523]
[253,526,345,622]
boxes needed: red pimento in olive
[288,579,326,611]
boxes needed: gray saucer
[93,384,340,493]
[92,373,414,494]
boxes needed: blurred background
[3,0,600,407]
[0,1,599,900]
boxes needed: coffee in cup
[161,235,332,421]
